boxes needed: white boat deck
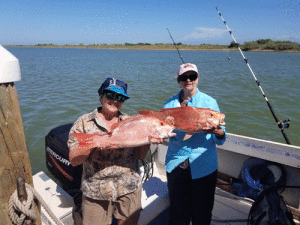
[140,162,300,225]
[140,165,253,225]
[33,164,300,225]
[143,134,300,225]
[211,189,252,225]
[140,149,253,225]
[34,133,300,225]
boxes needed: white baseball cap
[176,63,199,78]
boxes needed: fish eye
[211,114,213,116]
[161,122,164,126]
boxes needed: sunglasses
[178,74,198,82]
[105,91,127,103]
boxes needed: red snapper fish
[137,106,225,133]
[70,115,176,165]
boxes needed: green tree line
[228,39,300,51]
[6,39,300,52]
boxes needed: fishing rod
[167,28,185,64]
[215,7,291,145]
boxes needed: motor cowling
[45,123,82,191]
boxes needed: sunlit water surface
[6,47,300,175]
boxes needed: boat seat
[138,162,170,225]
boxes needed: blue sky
[1,0,299,45]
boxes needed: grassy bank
[5,43,230,51]
[4,39,300,52]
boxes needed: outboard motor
[45,123,82,191]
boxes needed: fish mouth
[160,132,176,138]
[219,115,226,126]
[158,130,176,139]
[159,132,176,138]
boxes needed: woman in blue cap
[68,77,153,225]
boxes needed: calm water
[6,47,300,175]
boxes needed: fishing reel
[277,119,291,130]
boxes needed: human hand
[70,133,111,166]
[83,133,110,150]
[203,126,224,138]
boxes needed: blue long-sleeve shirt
[163,88,226,179]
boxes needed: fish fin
[110,123,119,132]
[137,111,167,122]
[159,108,171,112]
[111,117,134,131]
[112,115,146,131]
[160,106,193,112]
[183,133,193,141]
[137,110,154,115]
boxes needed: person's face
[100,92,123,113]
[178,71,199,91]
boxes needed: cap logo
[183,64,193,68]
[110,78,117,86]
[109,78,122,88]
[98,77,129,98]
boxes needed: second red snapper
[137,106,225,133]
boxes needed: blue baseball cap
[98,77,130,99]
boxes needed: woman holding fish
[163,63,226,225]
[67,78,168,225]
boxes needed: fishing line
[215,7,291,145]
[167,28,185,64]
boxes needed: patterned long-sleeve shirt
[67,107,141,201]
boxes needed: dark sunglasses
[105,91,127,103]
[178,74,198,82]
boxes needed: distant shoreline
[4,44,300,53]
